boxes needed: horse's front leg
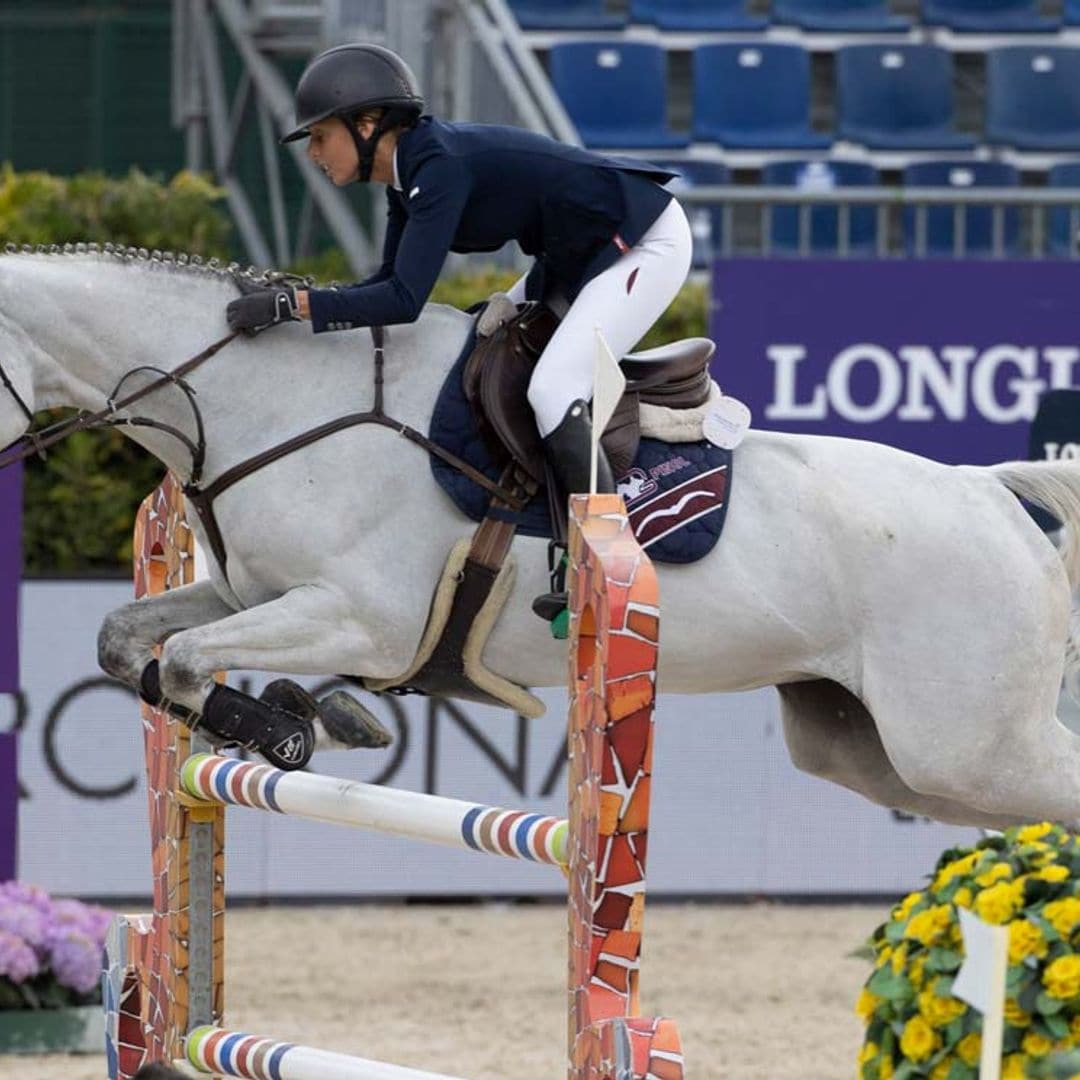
[97,580,237,690]
[152,586,393,771]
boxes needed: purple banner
[711,259,1080,466]
[0,463,21,694]
[0,733,15,882]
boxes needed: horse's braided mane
[0,241,311,288]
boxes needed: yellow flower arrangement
[1009,918,1049,964]
[858,823,1080,1080]
[1044,955,1080,1001]
[955,1032,981,1066]
[900,1015,940,1062]
[918,982,967,1028]
[974,879,1024,925]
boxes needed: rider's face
[306,119,361,185]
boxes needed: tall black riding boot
[532,400,615,629]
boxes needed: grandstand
[504,0,1080,258]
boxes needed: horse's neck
[9,256,233,475]
[10,255,471,481]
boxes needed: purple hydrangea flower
[0,928,41,984]
[0,901,48,950]
[50,898,112,942]
[0,881,52,913]
[47,930,102,995]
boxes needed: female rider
[230,46,691,622]
[226,43,692,609]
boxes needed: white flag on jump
[952,906,1010,1080]
[592,328,625,495]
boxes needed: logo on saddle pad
[624,465,729,550]
[617,469,657,507]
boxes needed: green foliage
[8,167,232,574]
[0,166,232,253]
[22,430,163,575]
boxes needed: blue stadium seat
[657,161,731,267]
[901,161,1020,257]
[548,43,688,149]
[692,44,830,149]
[631,0,767,30]
[508,0,627,30]
[986,48,1080,151]
[762,160,879,255]
[1067,0,1080,25]
[773,0,909,32]
[922,0,1058,33]
[1047,163,1080,257]
[835,45,976,150]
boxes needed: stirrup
[532,540,570,638]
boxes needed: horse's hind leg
[154,586,393,769]
[779,680,1031,829]
[867,645,1080,827]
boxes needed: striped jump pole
[185,1025,468,1080]
[180,753,568,866]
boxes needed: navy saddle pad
[429,330,732,565]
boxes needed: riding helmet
[280,43,423,144]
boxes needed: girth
[183,326,528,577]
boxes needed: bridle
[0,332,233,481]
[0,321,529,579]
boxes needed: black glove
[226,278,300,335]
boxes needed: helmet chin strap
[341,114,394,184]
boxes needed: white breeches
[511,198,693,437]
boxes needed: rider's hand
[226,279,301,335]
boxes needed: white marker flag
[952,906,1010,1080]
[592,328,626,495]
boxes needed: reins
[0,322,529,578]
[0,332,237,481]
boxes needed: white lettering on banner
[827,344,902,423]
[1045,442,1080,461]
[765,345,827,420]
[766,344,1080,424]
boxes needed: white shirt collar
[392,147,402,191]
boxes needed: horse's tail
[991,460,1080,702]
[991,460,1080,588]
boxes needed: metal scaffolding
[171,0,577,274]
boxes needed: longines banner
[11,581,988,900]
[711,259,1080,465]
[0,463,20,693]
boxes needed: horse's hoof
[259,678,318,719]
[316,690,394,750]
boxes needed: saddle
[365,300,719,717]
[462,298,716,485]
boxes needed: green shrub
[8,167,232,574]
[0,166,232,253]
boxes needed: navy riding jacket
[307,117,675,334]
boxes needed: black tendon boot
[532,400,615,635]
[138,661,314,770]
[200,684,315,769]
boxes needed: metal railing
[676,186,1080,259]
